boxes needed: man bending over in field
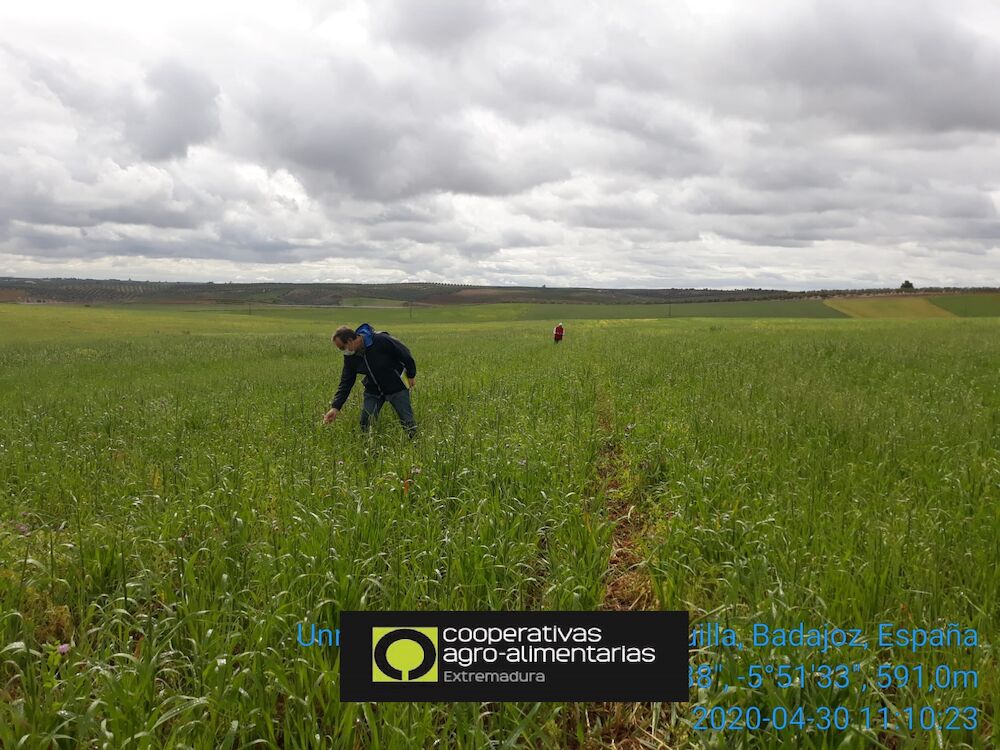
[324,324,417,438]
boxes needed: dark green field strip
[929,293,1000,317]
[137,299,846,322]
[455,299,847,320]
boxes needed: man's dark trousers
[360,390,416,437]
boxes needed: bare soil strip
[595,424,656,613]
[558,405,675,749]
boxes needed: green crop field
[338,297,411,307]
[929,293,1000,317]
[1,305,997,749]
[823,296,956,318]
[0,299,845,346]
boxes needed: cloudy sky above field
[2,0,1000,288]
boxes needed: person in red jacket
[553,322,565,343]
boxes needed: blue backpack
[356,322,377,347]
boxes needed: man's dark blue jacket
[330,332,416,410]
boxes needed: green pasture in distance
[0,308,997,748]
[823,296,955,318]
[0,303,331,345]
[410,298,846,321]
[0,297,845,345]
[929,293,1000,317]
[238,298,845,322]
[338,297,410,306]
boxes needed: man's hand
[323,407,339,424]
[407,377,416,389]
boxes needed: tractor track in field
[559,402,672,750]
[595,415,656,613]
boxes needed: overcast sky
[2,1,999,288]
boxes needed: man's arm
[329,363,357,411]
[386,336,417,380]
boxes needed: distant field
[0,278,811,306]
[659,298,846,317]
[0,304,328,345]
[824,296,956,318]
[0,299,847,345]
[390,299,847,321]
[11,294,1000,340]
[929,293,1000,317]
[5,291,1000,348]
[338,297,410,307]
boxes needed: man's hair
[332,326,358,344]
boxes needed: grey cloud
[731,154,847,192]
[916,240,994,256]
[2,219,370,265]
[87,206,202,229]
[247,57,569,200]
[0,197,91,230]
[9,44,118,117]
[686,180,998,222]
[455,241,500,259]
[563,202,680,231]
[498,229,554,248]
[366,221,468,245]
[124,61,221,160]
[491,59,593,118]
[214,225,299,256]
[365,199,456,224]
[0,191,213,234]
[12,47,220,161]
[711,207,1000,250]
[0,156,217,233]
[710,1,1000,133]
[371,0,501,49]
[577,21,679,94]
[588,117,718,180]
